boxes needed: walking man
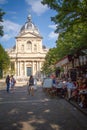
[6,75,10,93]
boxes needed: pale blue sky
[0,0,59,49]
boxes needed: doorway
[27,67,32,76]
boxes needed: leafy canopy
[0,8,5,36]
[41,0,87,72]
[0,44,10,77]
[41,0,87,33]
[41,48,58,75]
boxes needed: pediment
[17,32,42,38]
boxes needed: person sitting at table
[78,78,87,108]
[66,78,76,100]
[70,79,80,101]
[61,79,67,97]
[78,78,87,90]
[56,79,64,96]
[52,77,56,88]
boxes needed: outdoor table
[78,89,87,105]
[79,89,87,95]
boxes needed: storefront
[55,50,87,79]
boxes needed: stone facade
[7,15,48,79]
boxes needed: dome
[20,14,40,35]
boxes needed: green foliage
[55,23,87,60]
[41,48,58,75]
[42,0,87,61]
[0,44,10,78]
[41,0,87,33]
[0,8,5,36]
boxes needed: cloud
[1,34,11,41]
[0,0,7,4]
[48,31,59,39]
[48,24,57,30]
[6,11,17,20]
[1,20,21,42]
[25,0,48,15]
[48,24,59,39]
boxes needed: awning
[55,56,69,67]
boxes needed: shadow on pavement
[0,84,87,130]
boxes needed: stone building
[7,15,48,79]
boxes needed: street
[0,84,87,130]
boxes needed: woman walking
[10,75,16,93]
[28,75,34,96]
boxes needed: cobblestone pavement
[0,84,87,130]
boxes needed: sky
[0,0,59,49]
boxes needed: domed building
[7,15,48,79]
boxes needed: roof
[19,14,41,37]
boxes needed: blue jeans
[6,83,10,92]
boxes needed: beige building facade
[7,15,48,79]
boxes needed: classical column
[18,61,20,76]
[38,61,41,79]
[24,61,26,76]
[14,61,16,76]
[19,61,21,76]
[36,61,38,77]
[38,61,40,78]
[32,61,34,76]
[39,61,41,70]
[37,61,38,71]
[38,61,40,71]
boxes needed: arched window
[34,44,37,52]
[27,41,32,51]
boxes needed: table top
[79,89,87,94]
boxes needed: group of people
[52,76,87,108]
[6,75,16,93]
[5,74,37,95]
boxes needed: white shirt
[66,81,76,89]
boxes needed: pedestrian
[66,78,76,100]
[28,75,34,96]
[34,78,37,90]
[10,75,16,93]
[5,75,10,93]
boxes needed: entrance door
[27,67,32,76]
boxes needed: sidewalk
[66,98,87,116]
[0,79,87,116]
[0,79,5,90]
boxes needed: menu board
[43,78,53,88]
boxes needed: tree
[0,44,10,78]
[41,0,87,33]
[41,48,58,75]
[0,9,11,78]
[0,8,5,36]
[41,0,87,60]
[54,23,87,61]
